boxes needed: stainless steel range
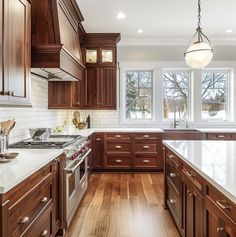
[10,134,91,230]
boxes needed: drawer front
[105,155,131,168]
[10,181,53,236]
[134,156,159,168]
[106,142,131,153]
[207,133,235,140]
[105,133,131,140]
[134,133,160,140]
[167,181,181,227]
[23,205,53,237]
[135,143,157,153]
[166,157,181,192]
[207,185,236,224]
[182,163,203,192]
[166,149,182,169]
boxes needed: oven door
[64,149,91,226]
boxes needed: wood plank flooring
[65,173,180,237]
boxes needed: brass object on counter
[72,111,87,129]
[0,152,19,159]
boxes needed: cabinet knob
[216,227,224,232]
[217,135,225,138]
[41,230,48,236]
[169,172,177,178]
[76,101,80,105]
[216,200,231,209]
[115,159,122,163]
[41,197,48,203]
[115,135,122,138]
[96,138,101,141]
[143,145,150,149]
[143,159,150,163]
[186,171,196,177]
[143,135,150,138]
[187,190,193,196]
[115,145,122,149]
[169,199,176,204]
[20,216,29,224]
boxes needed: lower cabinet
[92,133,104,169]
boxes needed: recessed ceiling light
[226,29,233,33]
[137,29,143,34]
[116,12,126,19]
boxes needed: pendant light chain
[197,0,201,29]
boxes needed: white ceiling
[76,0,236,46]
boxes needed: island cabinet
[92,133,104,169]
[163,145,236,237]
[0,158,60,237]
[0,0,31,106]
[206,133,235,140]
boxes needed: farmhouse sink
[162,128,199,132]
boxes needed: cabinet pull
[96,138,101,141]
[115,145,122,149]
[187,190,193,196]
[41,230,48,236]
[216,227,224,232]
[216,200,231,209]
[169,199,176,204]
[76,101,80,105]
[186,171,196,177]
[115,159,122,163]
[217,135,225,138]
[169,172,176,178]
[143,135,150,138]
[96,102,99,105]
[143,145,150,149]
[20,216,29,224]
[143,159,150,163]
[41,197,48,203]
[115,135,122,138]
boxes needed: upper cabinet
[0,0,31,106]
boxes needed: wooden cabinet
[0,158,60,237]
[85,66,116,109]
[162,131,205,140]
[92,133,104,169]
[0,0,31,106]
[206,133,235,140]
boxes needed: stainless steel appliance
[9,134,91,230]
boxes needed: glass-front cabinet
[85,47,115,64]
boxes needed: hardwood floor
[65,173,180,237]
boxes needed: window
[201,70,230,120]
[163,71,191,120]
[125,70,153,120]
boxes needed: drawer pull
[187,190,193,196]
[216,227,224,232]
[217,135,225,138]
[169,199,176,204]
[41,230,48,236]
[115,145,122,149]
[96,138,101,141]
[20,216,29,224]
[216,200,231,209]
[143,160,150,163]
[41,197,48,203]
[169,172,176,178]
[115,135,122,138]
[143,145,150,149]
[115,159,122,163]
[169,155,174,159]
[186,171,196,177]
[143,135,150,138]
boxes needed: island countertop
[163,140,236,204]
[0,149,63,194]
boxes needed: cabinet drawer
[105,133,131,140]
[23,204,53,237]
[134,156,159,168]
[166,157,181,192]
[207,185,236,224]
[166,149,182,169]
[105,155,131,168]
[182,163,203,192]
[207,133,235,140]
[106,142,131,153]
[10,180,53,236]
[135,143,157,153]
[134,133,160,140]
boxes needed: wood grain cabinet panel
[92,133,104,169]
[105,155,131,168]
[206,133,235,140]
[106,142,131,153]
[134,143,157,153]
[105,133,131,141]
[134,156,159,168]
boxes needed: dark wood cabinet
[0,0,31,106]
[206,133,235,140]
[92,133,104,169]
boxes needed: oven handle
[64,149,91,174]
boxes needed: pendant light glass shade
[184,0,213,69]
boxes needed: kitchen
[0,0,236,236]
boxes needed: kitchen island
[163,140,236,237]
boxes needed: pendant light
[184,0,213,69]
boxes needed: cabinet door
[6,0,30,104]
[100,67,116,109]
[86,67,99,107]
[101,47,116,64]
[71,79,84,108]
[93,133,104,168]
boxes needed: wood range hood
[31,0,85,81]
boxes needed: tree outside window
[125,71,153,119]
[201,71,229,120]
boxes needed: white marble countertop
[163,140,236,204]
[0,149,63,194]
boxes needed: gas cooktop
[9,135,82,149]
